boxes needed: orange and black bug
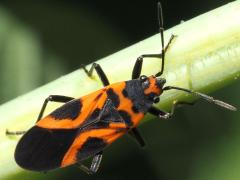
[7,2,236,174]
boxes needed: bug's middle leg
[128,127,146,147]
[82,63,110,87]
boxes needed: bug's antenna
[158,2,164,54]
[163,86,237,111]
[155,2,165,77]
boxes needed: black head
[123,75,166,113]
[140,75,166,97]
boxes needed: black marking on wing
[122,88,128,97]
[77,137,107,161]
[101,99,124,123]
[81,108,109,130]
[94,92,103,102]
[89,108,101,120]
[50,99,82,120]
[81,99,124,130]
[15,126,78,171]
[106,88,120,108]
[131,105,140,113]
[118,110,133,127]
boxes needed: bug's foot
[159,113,171,120]
[6,129,26,135]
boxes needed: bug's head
[140,75,166,103]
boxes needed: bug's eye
[140,75,148,82]
[153,96,160,103]
[140,75,149,89]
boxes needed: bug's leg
[128,128,146,147]
[148,106,169,119]
[148,100,194,119]
[36,95,74,122]
[6,95,74,136]
[81,63,110,86]
[5,130,26,135]
[78,151,103,175]
[163,86,237,111]
[132,2,175,79]
[132,35,175,79]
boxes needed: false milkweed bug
[6,2,237,175]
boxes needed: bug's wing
[15,90,106,172]
[15,126,79,171]
[60,99,128,168]
[15,96,127,172]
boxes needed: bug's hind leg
[6,95,74,136]
[78,151,103,175]
[128,128,146,147]
[148,100,195,119]
[6,130,26,135]
[82,63,110,87]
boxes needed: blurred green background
[0,0,240,180]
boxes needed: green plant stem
[1,1,240,178]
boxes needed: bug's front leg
[81,63,110,87]
[131,2,176,79]
[131,35,175,79]
[148,100,195,119]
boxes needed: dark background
[1,0,239,180]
